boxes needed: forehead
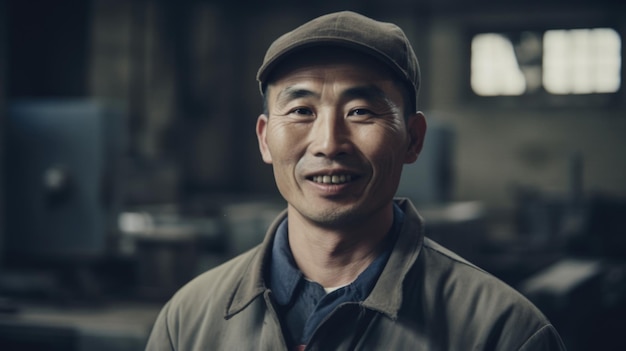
[266,47,402,95]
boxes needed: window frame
[461,20,625,110]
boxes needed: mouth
[307,173,359,185]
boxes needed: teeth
[312,174,353,184]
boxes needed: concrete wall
[425,10,626,211]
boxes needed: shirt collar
[270,218,302,305]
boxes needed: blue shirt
[269,204,405,347]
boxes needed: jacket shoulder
[169,247,261,309]
[414,238,565,350]
[146,246,273,350]
[420,237,546,316]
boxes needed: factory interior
[0,0,625,350]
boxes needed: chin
[303,205,364,228]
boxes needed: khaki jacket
[146,199,566,350]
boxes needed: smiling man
[146,11,566,351]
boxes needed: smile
[310,174,353,185]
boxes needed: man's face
[257,49,426,229]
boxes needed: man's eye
[349,109,373,116]
[290,108,314,116]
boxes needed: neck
[287,203,394,288]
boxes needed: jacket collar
[362,198,425,320]
[224,210,285,319]
[224,198,425,320]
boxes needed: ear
[404,112,427,164]
[256,114,273,164]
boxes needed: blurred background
[0,0,625,350]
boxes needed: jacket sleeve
[145,302,176,351]
[518,324,567,351]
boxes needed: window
[471,28,621,96]
[471,33,528,96]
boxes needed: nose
[309,110,353,159]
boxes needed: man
[146,11,566,350]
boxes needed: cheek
[357,125,408,166]
[266,129,308,200]
[266,124,306,174]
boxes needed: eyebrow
[275,86,319,107]
[341,85,394,107]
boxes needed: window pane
[543,28,621,94]
[471,33,526,96]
